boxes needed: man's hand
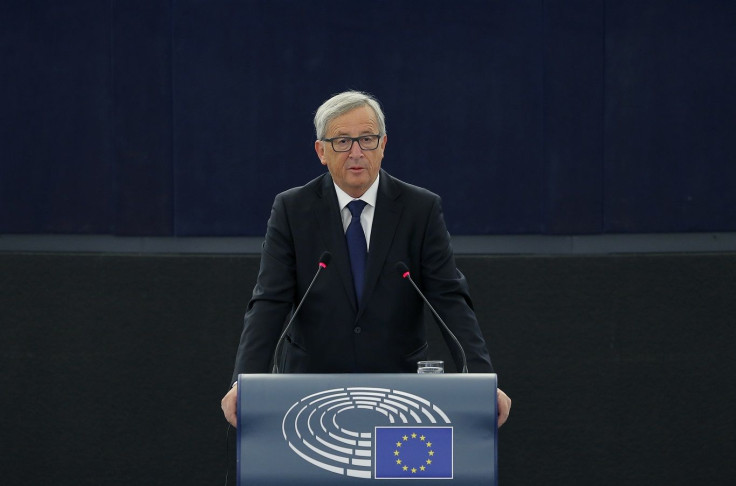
[221,384,238,427]
[497,388,511,427]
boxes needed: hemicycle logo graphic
[282,387,453,479]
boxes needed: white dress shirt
[333,173,380,251]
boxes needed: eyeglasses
[322,134,382,152]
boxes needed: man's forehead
[327,107,378,135]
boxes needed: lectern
[237,373,498,485]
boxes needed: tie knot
[347,199,367,217]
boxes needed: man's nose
[348,140,364,157]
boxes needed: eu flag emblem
[374,427,453,479]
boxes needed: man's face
[315,106,387,198]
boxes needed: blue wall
[2,0,735,236]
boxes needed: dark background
[2,0,735,237]
[2,1,736,485]
[2,253,735,484]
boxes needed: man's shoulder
[380,170,441,203]
[271,170,441,205]
[276,172,330,202]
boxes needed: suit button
[354,326,362,334]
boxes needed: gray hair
[313,91,386,140]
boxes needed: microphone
[272,252,332,373]
[396,262,468,373]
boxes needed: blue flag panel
[374,426,453,479]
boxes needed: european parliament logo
[281,387,454,480]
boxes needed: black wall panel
[113,1,174,235]
[1,1,114,233]
[542,0,605,234]
[2,252,735,485]
[604,1,736,232]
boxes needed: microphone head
[395,261,410,278]
[319,251,332,267]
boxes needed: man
[221,91,511,426]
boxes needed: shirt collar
[333,173,380,210]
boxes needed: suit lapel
[314,173,359,312]
[359,170,403,317]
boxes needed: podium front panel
[237,373,497,485]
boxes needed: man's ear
[315,139,327,165]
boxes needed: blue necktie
[346,200,368,305]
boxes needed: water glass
[417,360,444,374]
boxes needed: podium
[237,373,498,485]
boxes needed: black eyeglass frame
[321,134,383,152]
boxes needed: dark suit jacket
[231,169,493,380]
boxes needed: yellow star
[429,450,434,456]
[426,459,432,465]
[402,435,408,441]
[420,465,426,471]
[426,441,432,447]
[396,459,402,465]
[396,442,402,447]
[411,468,417,474]
[394,450,400,456]
[411,433,417,438]
[420,435,426,441]
[402,466,408,471]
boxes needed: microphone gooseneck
[272,252,331,373]
[395,262,469,373]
